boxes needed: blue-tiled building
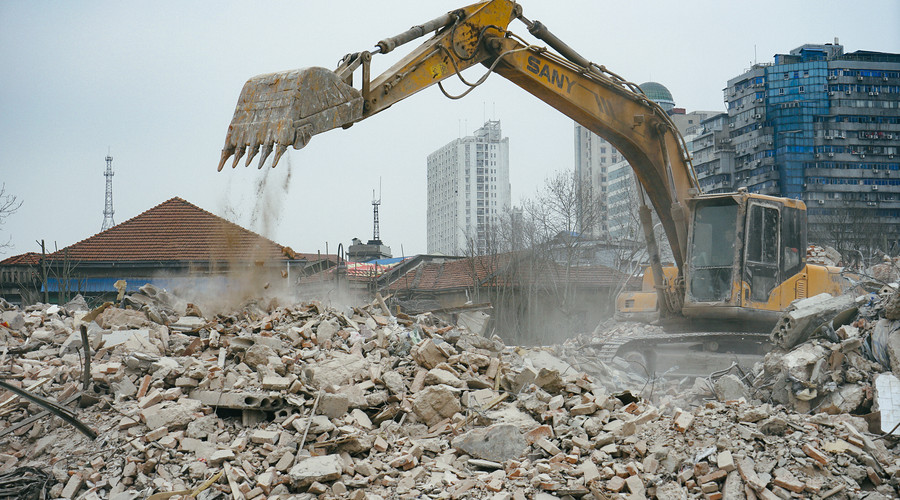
[710,41,900,251]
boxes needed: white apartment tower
[427,120,511,255]
[574,123,623,238]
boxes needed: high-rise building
[709,41,900,246]
[690,113,736,194]
[573,123,624,237]
[427,120,511,255]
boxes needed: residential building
[714,41,900,248]
[426,120,511,255]
[574,123,623,237]
[690,113,736,194]
[0,198,334,306]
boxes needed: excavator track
[593,331,770,364]
[590,327,771,377]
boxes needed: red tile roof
[386,253,629,292]
[46,197,293,263]
[0,252,41,266]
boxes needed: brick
[569,402,598,415]
[250,429,279,445]
[737,458,769,492]
[606,476,626,492]
[261,375,292,390]
[699,469,728,484]
[701,481,719,493]
[535,438,562,456]
[773,475,805,493]
[717,450,735,472]
[673,411,694,432]
[138,388,163,409]
[136,374,152,399]
[525,425,553,445]
[801,444,828,466]
[144,426,168,442]
[625,474,645,496]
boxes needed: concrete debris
[1,286,899,499]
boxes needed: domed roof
[639,82,673,102]
[638,81,675,112]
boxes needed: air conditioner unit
[818,200,825,204]
[861,154,866,158]
[869,92,876,96]
[768,141,773,146]
[828,75,836,80]
[874,92,879,96]
[874,169,879,174]
[815,154,820,158]
[890,154,895,159]
[754,114,762,119]
[729,123,735,128]
[873,185,878,190]
[824,136,833,140]
[858,75,864,80]
[756,98,764,102]
[828,91,835,96]
[884,76,889,81]
[828,152,834,157]
[846,90,852,95]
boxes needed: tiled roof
[386,253,630,292]
[45,197,292,263]
[0,252,42,266]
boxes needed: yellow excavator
[218,0,850,371]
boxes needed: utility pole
[37,239,48,304]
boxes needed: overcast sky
[2,1,898,259]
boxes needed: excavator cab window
[744,204,780,302]
[689,201,739,302]
[781,206,806,278]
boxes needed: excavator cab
[680,191,815,327]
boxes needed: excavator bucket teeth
[218,67,363,171]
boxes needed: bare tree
[810,207,900,265]
[0,184,22,255]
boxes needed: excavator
[217,0,851,373]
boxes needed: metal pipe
[0,380,96,439]
[376,12,459,55]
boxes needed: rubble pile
[0,285,899,499]
[807,245,843,267]
[751,287,900,419]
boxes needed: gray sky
[2,1,898,259]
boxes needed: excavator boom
[218,0,698,315]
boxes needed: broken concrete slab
[412,384,461,426]
[452,424,527,463]
[289,454,343,488]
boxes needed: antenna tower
[371,178,382,244]
[101,152,115,231]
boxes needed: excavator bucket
[218,67,363,170]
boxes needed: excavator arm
[218,0,699,315]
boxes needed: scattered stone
[452,424,527,462]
